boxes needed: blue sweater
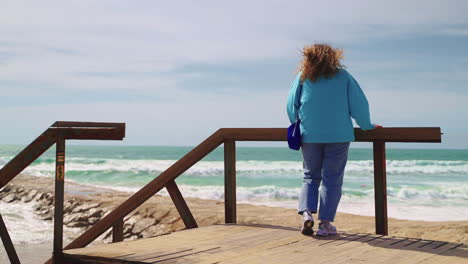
[286,69,375,143]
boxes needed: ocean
[1,144,467,242]
[0,144,468,244]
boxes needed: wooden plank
[418,244,468,263]
[0,128,56,189]
[373,141,388,235]
[49,127,125,141]
[0,213,20,264]
[355,127,442,142]
[62,225,462,264]
[64,225,254,258]
[53,136,66,264]
[224,140,236,224]
[63,130,224,250]
[166,180,198,229]
[53,121,125,128]
[220,127,442,143]
[112,218,124,243]
[222,128,287,141]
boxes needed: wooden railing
[60,127,441,256]
[0,121,125,264]
[0,124,442,264]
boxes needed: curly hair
[299,44,344,82]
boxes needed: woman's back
[287,69,374,143]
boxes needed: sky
[1,0,467,148]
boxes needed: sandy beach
[1,174,467,263]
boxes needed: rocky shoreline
[0,175,225,243]
[0,183,185,243]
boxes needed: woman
[286,44,380,236]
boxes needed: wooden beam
[220,127,442,143]
[166,180,198,229]
[222,128,286,141]
[112,218,124,243]
[0,213,20,264]
[0,129,56,189]
[373,141,388,235]
[355,127,442,142]
[52,121,125,128]
[64,130,224,250]
[53,136,66,264]
[224,140,236,224]
[49,127,125,141]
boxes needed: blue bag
[287,81,303,150]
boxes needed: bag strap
[294,81,303,122]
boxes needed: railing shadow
[309,231,464,258]
[219,223,466,259]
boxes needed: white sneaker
[301,211,314,235]
[316,222,337,236]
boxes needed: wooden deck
[63,224,467,264]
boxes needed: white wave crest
[22,159,468,177]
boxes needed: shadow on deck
[62,224,467,264]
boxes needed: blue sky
[1,0,467,148]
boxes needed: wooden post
[224,140,236,224]
[373,141,388,235]
[53,136,65,264]
[0,213,21,264]
[166,180,198,229]
[112,218,124,243]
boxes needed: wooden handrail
[0,122,126,189]
[0,121,125,264]
[63,127,442,252]
[0,125,440,264]
[64,129,224,250]
[222,127,442,142]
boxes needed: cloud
[1,1,467,146]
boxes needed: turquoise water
[1,145,467,219]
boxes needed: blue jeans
[298,142,350,222]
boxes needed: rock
[27,190,38,200]
[67,220,89,228]
[21,194,34,203]
[140,224,172,238]
[160,215,179,224]
[40,215,52,221]
[2,193,17,203]
[64,213,82,225]
[0,185,11,193]
[37,209,51,217]
[33,200,49,211]
[88,217,100,224]
[21,196,33,203]
[126,214,144,227]
[33,192,45,202]
[64,200,80,214]
[72,203,101,213]
[123,223,134,235]
[132,218,156,235]
[171,219,185,231]
[45,193,54,203]
[88,208,103,218]
[21,190,37,203]
[152,209,171,221]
